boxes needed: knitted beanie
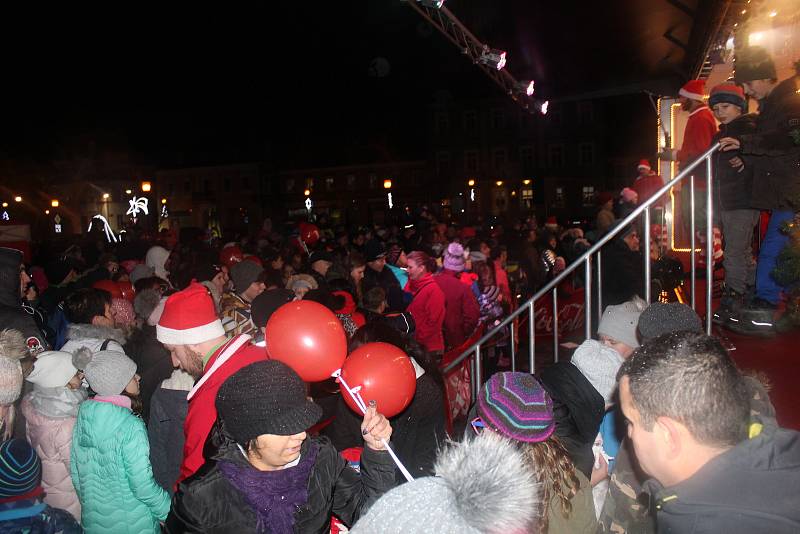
[251,289,295,330]
[0,439,41,500]
[231,260,264,295]
[216,360,322,443]
[350,432,540,534]
[0,330,27,405]
[133,288,161,321]
[637,302,702,342]
[193,263,222,284]
[709,83,747,112]
[477,372,555,443]
[734,46,777,83]
[443,242,466,272]
[598,301,644,350]
[129,264,155,286]
[79,350,137,396]
[570,340,625,406]
[26,351,78,389]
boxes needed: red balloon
[219,246,244,269]
[117,281,135,302]
[266,300,347,382]
[340,342,417,418]
[93,280,122,299]
[299,223,320,246]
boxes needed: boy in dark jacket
[708,84,760,326]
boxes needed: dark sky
[1,1,706,170]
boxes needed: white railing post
[552,288,559,363]
[597,250,603,319]
[584,256,592,340]
[644,206,651,303]
[690,176,697,310]
[706,156,714,334]
[528,300,535,375]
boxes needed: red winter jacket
[434,269,480,350]
[407,273,446,352]
[678,106,718,188]
[179,335,268,483]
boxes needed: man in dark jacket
[361,240,406,312]
[0,248,48,357]
[618,331,800,533]
[601,224,647,307]
[708,83,760,326]
[720,47,800,335]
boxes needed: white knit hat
[597,300,645,350]
[570,340,624,406]
[26,351,78,388]
[77,350,137,396]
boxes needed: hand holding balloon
[340,342,416,418]
[361,401,392,451]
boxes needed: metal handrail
[442,142,720,374]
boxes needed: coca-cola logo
[533,290,585,336]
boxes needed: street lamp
[125,189,132,195]
[304,189,311,197]
[161,198,167,204]
[141,181,152,192]
[14,196,22,202]
[102,193,110,200]
[495,181,503,187]
[467,179,475,187]
[51,200,59,207]
[523,179,531,185]
[1,202,7,208]
[383,179,392,189]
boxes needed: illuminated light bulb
[383,179,392,189]
[161,198,167,204]
[102,193,110,200]
[467,179,475,187]
[51,200,59,207]
[304,189,311,196]
[523,179,531,185]
[141,181,152,192]
[125,189,132,195]
[769,11,777,17]
[14,196,22,202]
[495,180,503,187]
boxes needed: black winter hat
[637,302,702,342]
[251,289,294,329]
[363,240,386,262]
[734,46,777,83]
[216,360,322,443]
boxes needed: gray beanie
[571,339,625,406]
[231,261,264,295]
[637,302,702,342]
[129,264,155,286]
[351,432,541,533]
[597,299,646,350]
[133,288,161,321]
[77,349,137,396]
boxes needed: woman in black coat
[165,360,396,533]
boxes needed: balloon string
[332,369,414,483]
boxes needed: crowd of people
[0,44,796,533]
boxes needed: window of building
[492,147,508,171]
[462,110,478,131]
[435,151,451,177]
[547,144,565,168]
[521,188,533,209]
[489,108,505,129]
[325,177,335,191]
[434,111,449,134]
[582,186,596,206]
[578,142,595,165]
[223,177,231,192]
[578,101,594,125]
[464,150,480,173]
[519,146,534,172]
[554,187,565,208]
[346,175,356,190]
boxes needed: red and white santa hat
[637,159,651,171]
[157,282,225,345]
[679,79,706,102]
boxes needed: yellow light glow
[495,180,503,187]
[523,179,531,185]
[14,196,22,203]
[740,9,746,14]
[749,32,764,45]
[1,202,7,208]
[769,10,777,17]
[161,198,167,204]
[141,181,152,192]
[467,179,475,187]
[383,179,392,189]
[125,189,132,195]
[102,193,110,200]
[511,190,517,196]
[304,189,311,196]
[45,210,50,215]
[51,200,59,207]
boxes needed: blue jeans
[755,210,794,304]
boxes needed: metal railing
[443,143,720,399]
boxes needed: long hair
[520,436,581,532]
[122,390,144,417]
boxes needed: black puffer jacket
[601,239,645,308]
[539,361,605,479]
[362,267,405,313]
[0,248,48,356]
[124,324,174,422]
[164,431,396,533]
[738,77,800,210]
[713,113,758,211]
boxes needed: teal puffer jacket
[70,399,170,533]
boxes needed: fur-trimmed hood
[65,324,127,346]
[352,432,541,533]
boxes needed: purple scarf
[218,441,319,534]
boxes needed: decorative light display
[88,214,118,243]
[127,196,149,217]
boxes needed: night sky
[1,1,698,172]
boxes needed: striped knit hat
[0,439,41,500]
[477,372,555,443]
